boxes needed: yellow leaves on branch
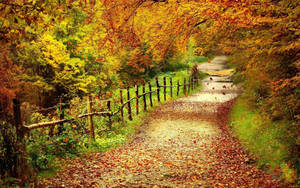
[33,34,69,69]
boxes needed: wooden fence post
[156,77,160,102]
[87,95,95,140]
[49,121,54,137]
[148,82,153,107]
[120,90,124,121]
[193,78,195,88]
[163,77,167,101]
[49,98,64,136]
[191,77,193,92]
[143,83,147,111]
[184,78,186,95]
[177,80,180,96]
[170,78,173,98]
[188,77,191,93]
[191,77,194,90]
[127,87,133,120]
[191,77,192,91]
[135,85,139,115]
[107,100,112,129]
[57,97,65,135]
[13,99,33,183]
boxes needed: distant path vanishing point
[42,56,282,187]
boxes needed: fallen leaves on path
[40,59,285,187]
[40,100,284,188]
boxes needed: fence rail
[13,76,201,143]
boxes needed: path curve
[42,56,282,187]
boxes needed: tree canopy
[0,0,299,185]
[0,0,299,123]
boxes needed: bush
[27,133,81,170]
[230,95,298,183]
[161,57,190,73]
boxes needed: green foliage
[230,95,298,183]
[0,176,22,187]
[183,56,208,64]
[160,56,190,73]
[27,133,81,170]
[9,64,204,184]
[1,0,208,182]
[76,65,204,153]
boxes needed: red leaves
[40,77,281,187]
[207,124,281,187]
[216,99,236,126]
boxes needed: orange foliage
[0,46,19,116]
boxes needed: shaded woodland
[0,0,299,186]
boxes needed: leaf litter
[41,57,284,187]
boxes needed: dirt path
[42,56,282,187]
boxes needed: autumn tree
[1,0,299,183]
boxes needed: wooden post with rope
[87,95,95,140]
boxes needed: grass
[36,56,207,179]
[183,56,208,64]
[230,94,298,183]
[87,66,206,153]
[38,168,60,178]
[90,55,207,149]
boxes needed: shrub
[27,133,81,170]
[230,95,298,183]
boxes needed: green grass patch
[82,62,205,152]
[38,167,60,178]
[86,68,205,152]
[32,57,206,181]
[183,56,208,64]
[230,94,298,183]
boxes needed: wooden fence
[13,76,201,143]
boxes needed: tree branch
[194,19,208,27]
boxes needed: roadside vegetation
[1,0,298,186]
[230,88,299,184]
[1,53,207,186]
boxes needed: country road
[42,56,282,187]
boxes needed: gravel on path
[41,56,283,188]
